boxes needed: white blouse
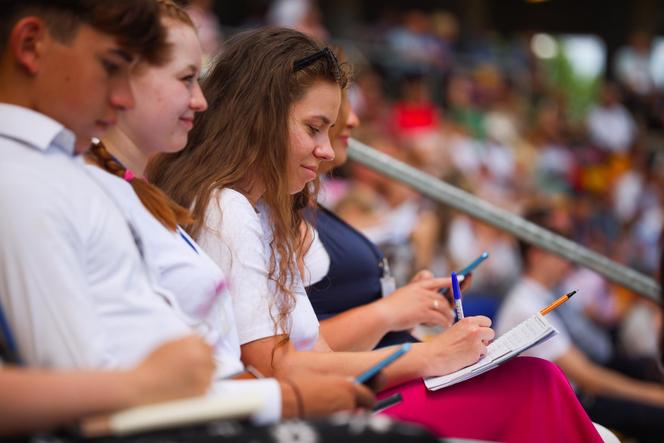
[86,168,281,423]
[196,188,319,351]
[86,166,245,375]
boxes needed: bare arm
[242,334,426,388]
[556,346,664,406]
[319,276,454,351]
[277,374,376,419]
[0,367,148,435]
[0,335,215,436]
[241,316,494,390]
[319,302,393,351]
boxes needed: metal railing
[348,138,662,304]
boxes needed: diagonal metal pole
[348,138,662,305]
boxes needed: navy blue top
[305,206,417,348]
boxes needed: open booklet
[80,391,265,437]
[424,313,558,391]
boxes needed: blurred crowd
[185,0,663,375]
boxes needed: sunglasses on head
[293,47,339,73]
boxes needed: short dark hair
[518,206,570,267]
[0,0,168,65]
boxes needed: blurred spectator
[587,82,637,155]
[612,149,664,273]
[562,268,621,327]
[184,0,223,69]
[386,10,447,74]
[445,72,486,140]
[497,207,664,442]
[614,31,654,98]
[447,215,521,299]
[570,191,620,257]
[429,10,458,73]
[267,0,329,40]
[392,74,441,136]
[352,69,391,132]
[527,101,576,195]
[619,300,662,361]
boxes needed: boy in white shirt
[0,0,384,432]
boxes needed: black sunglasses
[293,47,339,73]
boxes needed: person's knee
[505,356,568,385]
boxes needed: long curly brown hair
[147,27,348,338]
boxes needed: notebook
[80,391,265,437]
[424,313,558,390]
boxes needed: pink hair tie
[123,169,136,181]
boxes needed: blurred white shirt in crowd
[587,104,636,153]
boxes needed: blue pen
[458,251,489,277]
[439,251,489,296]
[451,272,464,322]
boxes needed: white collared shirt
[83,167,285,423]
[0,104,280,423]
[0,103,193,369]
[84,166,243,374]
[84,170,283,425]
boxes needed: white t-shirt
[587,104,636,153]
[301,226,330,287]
[196,189,319,350]
[495,278,572,362]
[85,166,244,377]
[85,168,281,423]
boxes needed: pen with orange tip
[540,290,577,315]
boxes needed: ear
[8,16,49,76]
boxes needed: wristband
[282,378,305,418]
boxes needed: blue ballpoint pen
[439,251,489,296]
[451,272,465,322]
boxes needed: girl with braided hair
[88,0,198,233]
[148,28,604,442]
[83,0,389,428]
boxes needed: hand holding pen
[404,270,497,376]
[419,315,495,376]
[440,251,488,297]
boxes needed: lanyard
[379,258,397,297]
[0,301,22,365]
[319,206,396,296]
[178,227,198,254]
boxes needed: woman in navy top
[307,205,421,348]
[304,81,455,352]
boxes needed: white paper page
[424,313,558,390]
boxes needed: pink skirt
[380,357,602,443]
